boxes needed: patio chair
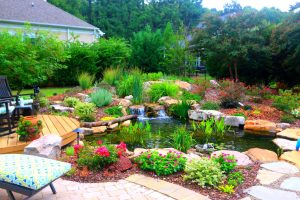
[0,154,71,200]
[0,98,15,136]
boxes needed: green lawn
[13,87,72,97]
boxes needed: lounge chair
[0,154,71,200]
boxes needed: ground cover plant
[90,89,112,107]
[104,106,124,117]
[74,102,96,122]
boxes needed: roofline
[0,18,104,36]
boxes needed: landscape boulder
[92,126,107,133]
[158,96,180,106]
[273,138,297,151]
[124,95,133,101]
[121,120,131,127]
[280,151,300,168]
[244,120,277,133]
[188,109,224,121]
[277,128,300,140]
[245,148,278,163]
[24,135,62,159]
[118,99,132,107]
[174,80,192,91]
[51,104,74,112]
[224,116,245,127]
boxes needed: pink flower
[95,146,110,157]
[97,140,103,145]
[74,144,83,154]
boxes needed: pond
[86,111,278,152]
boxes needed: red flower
[116,142,127,157]
[74,144,83,154]
[97,140,103,145]
[95,146,110,157]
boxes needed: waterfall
[129,106,170,120]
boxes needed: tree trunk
[234,60,238,82]
[228,63,233,80]
[81,115,138,128]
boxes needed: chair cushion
[0,154,71,190]
[0,105,15,114]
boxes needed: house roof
[0,0,99,31]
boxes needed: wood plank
[62,134,77,146]
[48,115,67,136]
[42,115,59,135]
[64,117,78,130]
[60,116,74,132]
[69,117,80,126]
[41,115,51,135]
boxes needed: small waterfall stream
[129,106,170,120]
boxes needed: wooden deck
[0,115,80,154]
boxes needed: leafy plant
[218,80,246,109]
[277,147,284,158]
[182,91,201,102]
[212,153,237,174]
[119,122,151,146]
[149,82,180,102]
[16,117,43,141]
[184,157,225,188]
[135,150,187,176]
[227,171,244,187]
[102,67,122,86]
[74,102,96,122]
[104,106,123,117]
[281,114,296,123]
[143,72,164,81]
[63,97,81,108]
[78,72,95,90]
[90,89,112,107]
[65,146,75,156]
[39,97,49,108]
[272,90,300,112]
[132,75,143,104]
[171,126,195,153]
[218,184,235,194]
[169,99,191,120]
[201,102,220,110]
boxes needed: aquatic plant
[169,99,191,120]
[171,126,195,153]
[119,121,151,146]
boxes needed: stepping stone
[280,177,300,192]
[211,150,252,166]
[245,148,278,163]
[273,138,296,151]
[256,169,284,185]
[261,161,299,174]
[277,128,300,140]
[245,186,300,200]
[280,151,300,168]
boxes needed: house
[0,0,104,43]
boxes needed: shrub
[117,75,134,97]
[39,97,49,108]
[65,146,75,156]
[201,102,220,110]
[184,157,225,188]
[218,80,246,108]
[212,153,237,174]
[227,171,244,187]
[135,150,187,176]
[281,114,296,123]
[78,72,95,90]
[90,89,112,107]
[182,91,202,102]
[272,90,300,112]
[77,143,118,170]
[171,126,195,153]
[102,67,122,86]
[169,100,191,120]
[149,82,179,102]
[119,122,151,146]
[63,97,81,108]
[143,72,164,81]
[74,102,96,122]
[104,106,123,117]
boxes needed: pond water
[86,111,278,152]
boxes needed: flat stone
[211,150,252,166]
[277,128,300,140]
[191,103,201,110]
[92,126,107,133]
[80,127,94,136]
[108,123,118,130]
[174,80,192,91]
[188,109,224,121]
[124,95,133,100]
[246,148,278,163]
[245,186,300,200]
[121,120,131,127]
[224,115,245,127]
[256,169,284,185]
[280,151,300,168]
[273,138,296,151]
[118,99,132,107]
[261,161,299,174]
[51,104,74,112]
[276,123,291,130]
[244,120,276,133]
[280,177,300,192]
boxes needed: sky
[202,0,298,11]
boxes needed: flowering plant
[95,146,110,157]
[135,150,187,176]
[212,153,237,174]
[74,144,84,154]
[116,142,127,157]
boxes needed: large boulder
[211,150,252,166]
[158,96,180,106]
[224,116,245,127]
[188,109,224,121]
[277,128,300,140]
[24,135,62,159]
[118,99,132,107]
[92,126,107,133]
[280,151,300,168]
[245,148,278,163]
[244,120,277,133]
[144,103,165,117]
[174,80,192,91]
[273,138,297,151]
[51,104,74,112]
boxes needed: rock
[24,135,62,159]
[224,115,245,127]
[144,103,164,112]
[277,128,300,140]
[121,107,128,116]
[143,81,163,91]
[129,105,145,115]
[92,126,107,133]
[174,80,192,91]
[256,169,284,185]
[158,96,180,106]
[280,177,300,192]
[244,120,277,133]
[188,109,224,121]
[195,144,215,153]
[108,123,118,130]
[245,186,300,200]
[245,148,278,163]
[118,99,132,107]
[121,120,131,127]
[211,150,252,166]
[71,140,84,146]
[158,96,173,104]
[261,161,299,174]
[108,156,132,172]
[124,95,133,101]
[276,123,291,130]
[273,138,296,151]
[210,80,220,87]
[81,127,94,136]
[280,151,300,168]
[191,103,201,110]
[51,104,74,112]
[79,133,84,140]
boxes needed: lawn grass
[13,87,72,97]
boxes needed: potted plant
[16,116,43,141]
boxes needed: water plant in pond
[90,89,112,107]
[171,126,195,153]
[169,99,191,120]
[104,106,123,117]
[118,121,151,147]
[135,150,186,176]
